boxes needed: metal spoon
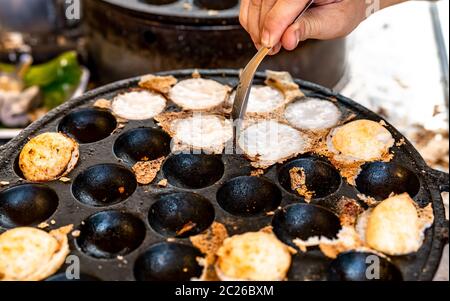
[231,0,315,122]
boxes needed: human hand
[240,0,406,54]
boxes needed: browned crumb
[115,117,129,124]
[191,222,228,257]
[318,227,365,259]
[37,222,50,229]
[154,111,192,137]
[183,267,189,272]
[357,194,379,207]
[266,211,275,216]
[416,203,435,232]
[250,169,264,177]
[396,138,406,147]
[132,157,165,185]
[336,197,364,227]
[49,224,73,239]
[192,70,201,79]
[176,221,197,236]
[289,167,314,202]
[138,74,177,95]
[342,113,357,124]
[118,186,125,194]
[260,226,274,234]
[157,179,168,187]
[93,99,111,110]
[71,230,81,238]
[293,226,364,258]
[59,177,71,183]
[329,97,338,103]
[140,156,149,162]
[264,70,304,102]
[190,222,229,281]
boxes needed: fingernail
[261,30,270,47]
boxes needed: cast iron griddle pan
[0,69,448,281]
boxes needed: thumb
[280,13,322,50]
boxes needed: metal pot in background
[84,0,348,89]
[0,0,83,64]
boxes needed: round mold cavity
[355,162,421,201]
[72,164,137,207]
[0,184,58,228]
[149,192,215,238]
[113,128,171,165]
[216,176,282,217]
[194,0,238,10]
[272,203,341,248]
[58,108,117,144]
[46,273,100,281]
[278,157,342,199]
[134,242,203,281]
[162,154,224,189]
[328,251,403,281]
[76,210,146,259]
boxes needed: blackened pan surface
[0,69,448,281]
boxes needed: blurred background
[0,0,448,279]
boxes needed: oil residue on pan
[0,69,448,281]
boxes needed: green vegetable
[0,51,82,109]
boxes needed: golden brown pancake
[19,132,79,182]
[216,231,291,281]
[0,225,72,281]
[365,193,423,255]
[328,119,394,163]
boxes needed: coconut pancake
[364,193,426,256]
[284,98,342,130]
[158,113,233,154]
[0,225,72,281]
[227,85,285,113]
[216,231,291,281]
[19,132,79,182]
[168,78,231,111]
[327,119,394,163]
[238,120,310,168]
[112,90,166,120]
